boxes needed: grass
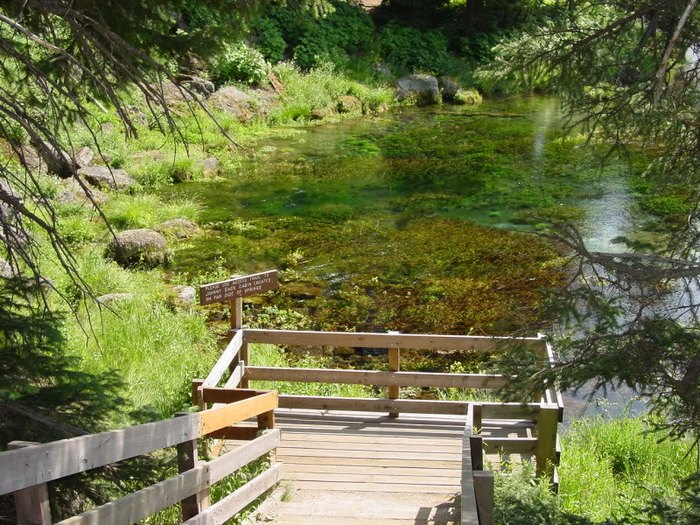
[103,194,200,230]
[494,416,698,524]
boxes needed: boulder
[18,145,46,173]
[438,77,460,102]
[56,178,108,207]
[96,292,134,305]
[155,218,199,239]
[171,285,197,307]
[107,229,167,268]
[156,81,198,105]
[73,146,94,168]
[201,156,221,178]
[125,106,148,127]
[0,257,14,279]
[396,75,441,106]
[0,179,20,222]
[208,86,253,122]
[78,166,134,190]
[310,107,335,121]
[178,75,215,97]
[337,95,361,114]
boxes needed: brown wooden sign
[199,270,279,305]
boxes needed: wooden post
[175,413,210,520]
[388,331,400,418]
[470,403,483,471]
[257,409,275,434]
[535,405,559,480]
[8,442,51,525]
[473,471,495,525]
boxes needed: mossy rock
[107,228,168,268]
[453,90,483,105]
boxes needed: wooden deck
[249,409,465,524]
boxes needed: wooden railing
[0,392,279,525]
[197,328,563,483]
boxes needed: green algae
[162,97,651,337]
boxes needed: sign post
[199,270,279,391]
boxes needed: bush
[211,42,270,86]
[291,0,374,70]
[250,17,287,63]
[379,22,450,76]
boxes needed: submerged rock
[78,166,134,190]
[107,229,167,268]
[396,75,441,106]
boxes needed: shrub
[250,17,287,63]
[379,22,450,75]
[211,42,270,86]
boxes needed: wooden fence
[0,392,280,525]
[196,329,563,483]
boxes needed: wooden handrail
[242,328,545,352]
[0,393,277,496]
[246,366,510,389]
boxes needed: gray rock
[0,257,14,279]
[125,105,149,127]
[179,75,215,97]
[156,81,198,105]
[172,285,197,306]
[107,229,167,268]
[74,146,95,168]
[78,166,134,190]
[201,156,221,178]
[96,292,134,305]
[0,179,20,222]
[155,218,199,239]
[438,77,460,101]
[56,178,108,207]
[396,74,441,106]
[18,145,46,173]
[309,107,335,121]
[208,86,253,122]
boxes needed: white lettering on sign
[199,270,279,305]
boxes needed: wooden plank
[481,402,540,419]
[0,414,200,495]
[483,437,537,454]
[224,361,245,389]
[279,395,470,415]
[242,329,544,352]
[279,432,459,446]
[246,366,509,389]
[284,471,460,486]
[282,464,462,477]
[276,448,460,461]
[288,481,459,493]
[55,431,279,525]
[199,392,278,436]
[202,330,243,388]
[8,442,51,525]
[182,462,282,525]
[461,429,480,525]
[280,456,460,469]
[278,439,458,453]
[201,387,270,404]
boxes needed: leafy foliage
[379,22,451,75]
[211,42,270,86]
